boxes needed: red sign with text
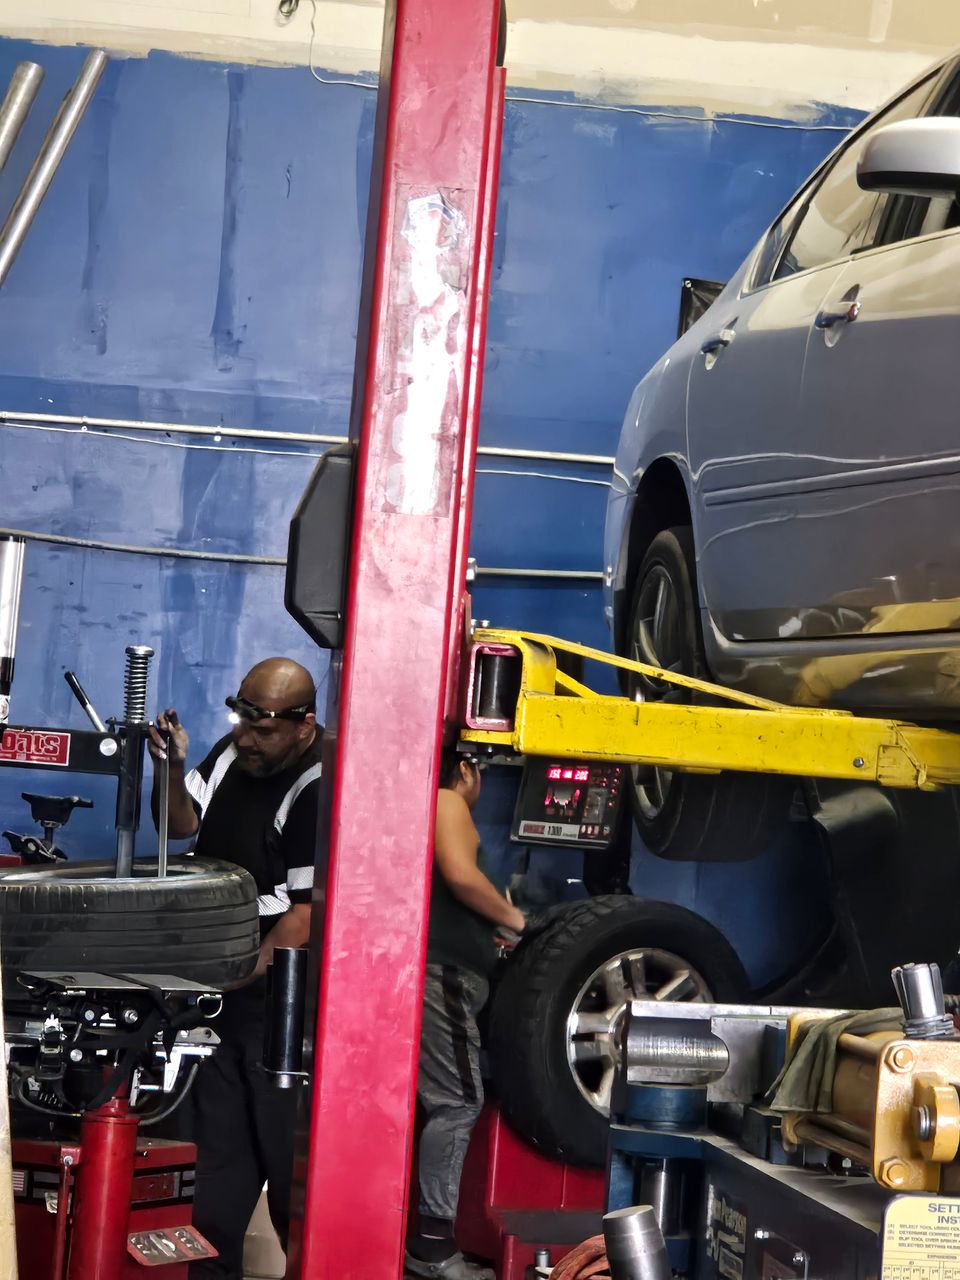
[0,730,71,767]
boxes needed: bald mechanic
[148,657,321,1279]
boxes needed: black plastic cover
[677,277,724,338]
[285,444,356,650]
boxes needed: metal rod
[0,525,604,580]
[0,62,44,174]
[0,49,108,288]
[51,1152,74,1280]
[0,408,616,467]
[64,670,106,732]
[477,566,604,580]
[806,1113,871,1145]
[0,535,24,727]
[115,826,134,879]
[792,1119,871,1166]
[157,747,169,879]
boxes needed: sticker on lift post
[882,1194,960,1278]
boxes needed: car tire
[487,895,748,1167]
[0,857,260,992]
[626,526,793,861]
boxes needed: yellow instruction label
[882,1195,960,1279]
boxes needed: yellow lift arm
[459,628,960,791]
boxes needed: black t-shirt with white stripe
[185,733,321,932]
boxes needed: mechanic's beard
[235,748,287,778]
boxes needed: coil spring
[123,645,154,724]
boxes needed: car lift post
[289,2,505,1277]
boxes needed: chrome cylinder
[623,1010,729,1087]
[603,1205,671,1280]
[0,535,25,725]
[0,62,44,174]
[638,1159,681,1238]
[0,49,107,288]
[892,963,955,1039]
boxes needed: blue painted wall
[0,39,859,986]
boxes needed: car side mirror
[858,117,960,197]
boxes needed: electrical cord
[137,1062,200,1127]
[14,1076,81,1120]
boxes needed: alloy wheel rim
[565,946,712,1115]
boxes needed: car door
[688,68,944,645]
[795,65,960,643]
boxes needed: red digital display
[547,765,591,782]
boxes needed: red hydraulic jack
[283,1,602,1278]
[67,1093,140,1279]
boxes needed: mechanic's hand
[494,926,523,955]
[519,903,571,941]
[148,709,189,768]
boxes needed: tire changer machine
[0,534,267,1279]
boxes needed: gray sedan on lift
[603,54,960,861]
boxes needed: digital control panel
[511,758,625,850]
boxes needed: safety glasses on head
[225,695,313,725]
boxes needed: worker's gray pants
[417,963,489,1223]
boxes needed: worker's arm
[251,903,312,981]
[434,789,526,933]
[147,710,199,840]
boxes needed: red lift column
[294,2,504,1277]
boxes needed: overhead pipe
[0,61,43,173]
[0,49,108,288]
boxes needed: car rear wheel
[626,527,793,861]
[487,895,748,1166]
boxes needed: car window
[766,72,940,283]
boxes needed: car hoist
[4,1,960,1278]
[460,627,960,791]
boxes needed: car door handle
[815,299,861,329]
[700,327,736,355]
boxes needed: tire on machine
[0,856,260,992]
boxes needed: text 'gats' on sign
[0,730,71,767]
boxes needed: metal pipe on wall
[0,62,43,174]
[0,408,615,467]
[0,49,108,288]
